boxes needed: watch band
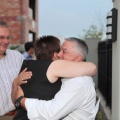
[15,96,24,109]
[17,96,24,102]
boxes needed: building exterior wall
[112,0,120,120]
[0,0,38,44]
[85,38,101,88]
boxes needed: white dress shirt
[0,49,23,116]
[25,76,99,120]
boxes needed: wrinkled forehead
[61,41,75,50]
[0,27,10,35]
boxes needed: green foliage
[82,25,103,39]
[9,44,25,53]
[9,45,20,50]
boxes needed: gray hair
[65,37,88,61]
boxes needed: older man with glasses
[0,21,24,119]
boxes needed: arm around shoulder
[47,60,97,83]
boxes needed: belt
[4,110,16,116]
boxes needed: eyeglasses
[0,35,12,41]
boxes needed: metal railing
[98,40,112,108]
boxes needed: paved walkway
[0,116,13,120]
[96,89,111,120]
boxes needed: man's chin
[1,47,8,53]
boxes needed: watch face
[14,96,24,109]
[15,100,20,108]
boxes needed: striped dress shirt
[0,49,23,116]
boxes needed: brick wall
[0,0,38,44]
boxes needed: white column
[112,0,120,119]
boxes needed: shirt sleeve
[25,77,88,120]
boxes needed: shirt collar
[0,52,6,59]
[4,52,6,56]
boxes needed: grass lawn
[95,109,108,120]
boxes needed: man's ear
[75,55,83,62]
[53,52,59,60]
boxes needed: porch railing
[98,40,112,108]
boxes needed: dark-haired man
[23,42,34,60]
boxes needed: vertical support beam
[112,0,120,119]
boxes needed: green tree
[82,24,103,39]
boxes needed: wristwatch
[14,96,24,109]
